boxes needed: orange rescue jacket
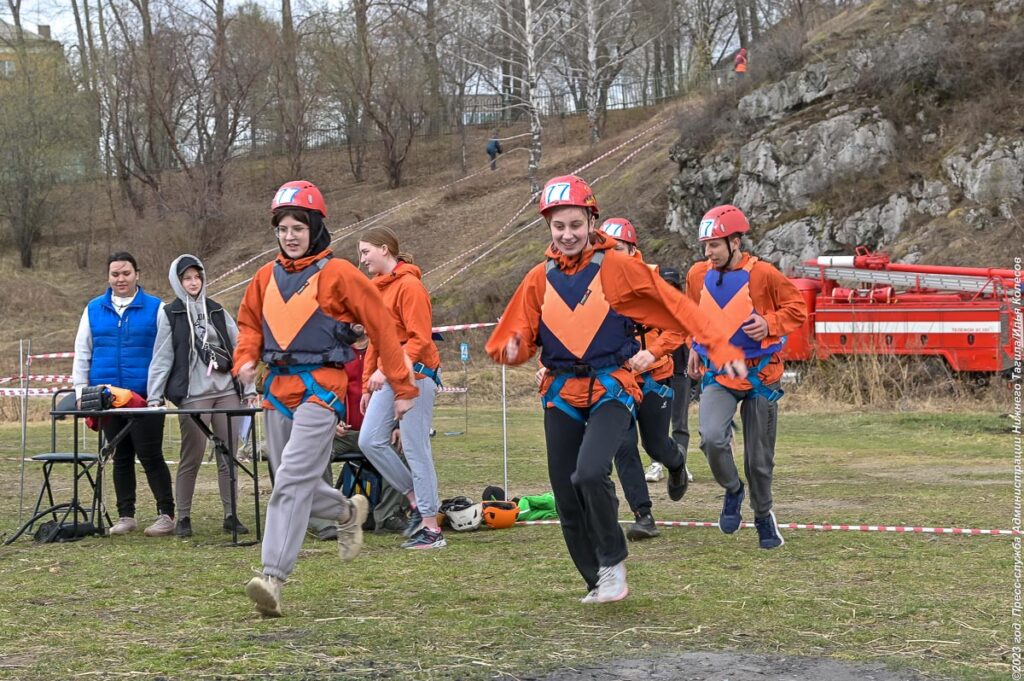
[685,253,806,391]
[363,260,441,391]
[234,249,417,412]
[486,237,743,408]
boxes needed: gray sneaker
[245,574,284,617]
[595,561,629,603]
[144,514,175,537]
[580,587,600,604]
[108,517,138,535]
[337,495,369,561]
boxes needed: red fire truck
[782,247,1019,381]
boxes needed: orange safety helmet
[482,500,519,529]
[698,205,749,242]
[538,175,599,218]
[600,218,638,245]
[271,180,327,218]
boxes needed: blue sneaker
[719,482,745,534]
[401,526,446,550]
[754,511,785,549]
[402,508,423,538]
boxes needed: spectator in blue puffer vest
[72,251,175,537]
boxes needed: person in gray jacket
[147,254,258,537]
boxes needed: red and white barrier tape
[425,119,669,288]
[432,322,497,333]
[27,352,75,361]
[429,122,674,292]
[0,387,67,397]
[437,386,468,394]
[514,519,1020,536]
[208,153,522,294]
[0,374,73,385]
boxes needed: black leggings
[614,380,686,515]
[102,414,174,518]
[544,402,633,591]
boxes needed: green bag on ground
[517,492,558,521]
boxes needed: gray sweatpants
[698,381,780,518]
[176,393,241,519]
[358,377,440,518]
[262,402,349,580]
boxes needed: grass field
[0,405,1013,680]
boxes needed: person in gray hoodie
[147,254,258,537]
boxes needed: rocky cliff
[666,0,1023,270]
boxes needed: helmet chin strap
[715,238,736,286]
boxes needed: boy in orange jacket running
[685,205,807,549]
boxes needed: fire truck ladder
[792,264,1008,295]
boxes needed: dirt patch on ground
[518,651,939,681]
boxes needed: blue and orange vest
[538,251,639,420]
[261,257,357,418]
[692,257,785,400]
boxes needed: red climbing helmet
[538,175,598,218]
[271,180,327,218]
[698,205,749,242]
[600,218,638,245]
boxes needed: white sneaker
[245,574,284,617]
[644,462,664,482]
[144,514,175,536]
[107,517,138,535]
[581,587,600,604]
[337,495,369,561]
[595,562,629,603]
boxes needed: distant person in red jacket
[734,48,748,78]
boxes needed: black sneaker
[626,513,660,541]
[400,526,446,550]
[403,508,423,538]
[223,515,250,535]
[174,517,193,537]
[374,515,407,535]
[667,464,688,501]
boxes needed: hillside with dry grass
[1,0,1019,388]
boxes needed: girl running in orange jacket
[486,175,747,604]
[234,181,418,617]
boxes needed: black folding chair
[5,390,111,544]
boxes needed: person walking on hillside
[234,181,418,617]
[357,227,445,550]
[486,132,503,171]
[147,254,257,538]
[685,205,806,549]
[486,175,746,604]
[598,218,690,541]
[734,48,748,78]
[72,252,176,537]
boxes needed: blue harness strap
[263,364,347,420]
[700,354,784,403]
[542,366,636,423]
[412,362,443,387]
[640,372,674,399]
